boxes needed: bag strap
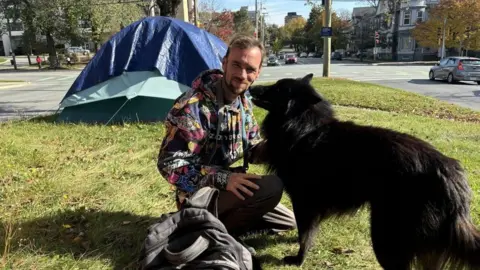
[183,186,219,217]
[163,235,210,265]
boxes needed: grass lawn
[1,78,480,269]
[0,57,7,63]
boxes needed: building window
[417,11,423,23]
[403,11,411,25]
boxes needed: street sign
[320,27,332,37]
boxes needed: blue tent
[57,16,227,124]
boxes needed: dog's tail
[445,215,480,269]
[439,165,480,269]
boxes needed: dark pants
[216,175,296,236]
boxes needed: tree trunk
[6,17,18,70]
[46,31,57,68]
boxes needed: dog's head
[249,73,329,116]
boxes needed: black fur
[248,74,480,269]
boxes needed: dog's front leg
[283,201,320,266]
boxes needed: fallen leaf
[73,236,83,243]
[62,224,72,229]
[122,221,131,225]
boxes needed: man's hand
[226,173,261,200]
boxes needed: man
[157,35,296,243]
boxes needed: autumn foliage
[203,10,235,43]
[413,0,480,51]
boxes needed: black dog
[248,74,480,269]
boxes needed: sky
[222,0,369,26]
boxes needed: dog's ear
[301,73,314,84]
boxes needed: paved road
[0,59,479,121]
[260,57,480,111]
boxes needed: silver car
[429,56,480,84]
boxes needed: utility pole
[262,13,267,46]
[441,17,447,59]
[149,0,155,16]
[323,0,331,77]
[255,0,258,39]
[194,0,198,26]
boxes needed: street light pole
[441,17,447,59]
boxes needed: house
[396,0,439,61]
[373,0,441,61]
[350,7,377,55]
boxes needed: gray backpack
[139,187,260,270]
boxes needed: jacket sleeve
[157,96,232,194]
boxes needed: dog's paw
[283,255,302,266]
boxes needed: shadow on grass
[1,209,161,269]
[28,113,59,123]
[1,208,294,269]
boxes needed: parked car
[299,52,308,58]
[267,55,280,66]
[332,52,343,60]
[285,54,297,64]
[429,56,480,84]
[308,52,315,58]
[67,46,91,55]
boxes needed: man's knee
[254,175,284,206]
[256,175,283,197]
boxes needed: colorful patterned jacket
[157,69,262,204]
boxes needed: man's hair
[224,34,265,68]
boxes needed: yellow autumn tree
[413,0,480,52]
[283,17,307,40]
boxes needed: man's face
[222,46,262,96]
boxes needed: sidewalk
[344,57,437,66]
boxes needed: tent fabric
[59,70,191,108]
[61,16,227,103]
[57,96,178,124]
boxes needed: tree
[307,9,351,52]
[304,5,322,33]
[207,10,235,42]
[197,0,221,31]
[271,38,283,54]
[358,0,380,9]
[17,0,90,67]
[331,11,351,51]
[233,8,254,36]
[87,0,144,51]
[284,17,306,40]
[412,0,480,54]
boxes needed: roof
[352,7,376,18]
